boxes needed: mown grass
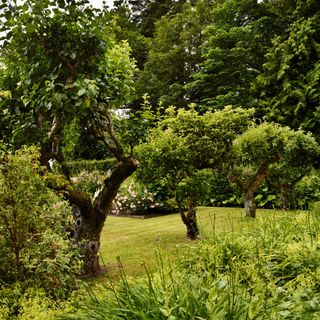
[99,207,280,278]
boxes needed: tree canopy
[136,106,253,237]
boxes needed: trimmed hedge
[66,158,117,175]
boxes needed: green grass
[99,207,279,278]
[67,208,320,319]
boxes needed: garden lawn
[100,207,279,279]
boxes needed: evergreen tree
[256,0,320,138]
[136,0,213,109]
[188,0,283,111]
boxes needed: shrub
[0,146,81,317]
[296,170,320,209]
[73,170,106,197]
[110,178,175,215]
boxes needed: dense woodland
[1,0,320,318]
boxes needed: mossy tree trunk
[42,109,139,275]
[228,158,277,218]
[177,197,199,240]
[46,156,139,275]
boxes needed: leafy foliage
[114,0,188,38]
[188,0,279,111]
[229,122,319,216]
[137,105,254,202]
[136,106,253,237]
[136,0,213,108]
[296,170,320,209]
[256,1,320,136]
[0,0,136,148]
[0,0,140,275]
[0,146,80,316]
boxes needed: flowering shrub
[73,170,107,197]
[111,179,175,215]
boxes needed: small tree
[137,127,212,239]
[267,163,303,210]
[269,129,320,210]
[228,123,319,217]
[137,106,253,238]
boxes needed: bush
[111,178,176,215]
[73,170,106,197]
[296,170,320,209]
[0,146,81,317]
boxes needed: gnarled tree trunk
[228,158,278,218]
[244,189,256,218]
[77,157,139,275]
[46,156,139,275]
[39,102,140,275]
[178,197,199,240]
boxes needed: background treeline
[103,0,320,211]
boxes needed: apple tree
[228,123,319,217]
[0,0,138,275]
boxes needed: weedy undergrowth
[62,209,320,319]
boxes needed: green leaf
[84,98,91,108]
[57,0,65,9]
[78,88,86,96]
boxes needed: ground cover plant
[66,207,320,319]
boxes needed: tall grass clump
[65,208,320,319]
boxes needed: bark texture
[228,157,279,218]
[244,190,256,218]
[46,156,139,275]
[178,197,199,240]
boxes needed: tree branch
[93,156,139,225]
[45,173,93,219]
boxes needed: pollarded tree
[228,123,319,217]
[0,0,138,275]
[137,106,254,238]
[267,129,320,210]
[136,127,213,239]
[267,163,304,210]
